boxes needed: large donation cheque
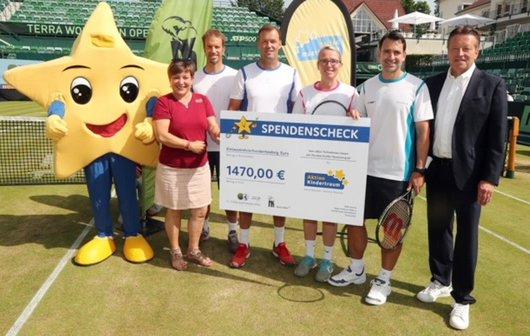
[219,111,370,226]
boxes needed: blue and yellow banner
[282,0,356,86]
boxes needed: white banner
[219,111,370,226]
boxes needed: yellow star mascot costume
[4,2,169,265]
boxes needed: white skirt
[155,163,211,210]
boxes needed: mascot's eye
[70,77,92,105]
[120,76,139,103]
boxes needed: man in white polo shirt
[193,29,239,253]
[228,24,302,268]
[328,31,433,307]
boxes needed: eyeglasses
[318,58,341,65]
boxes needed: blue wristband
[48,100,65,118]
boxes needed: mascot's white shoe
[123,235,154,263]
[75,236,116,265]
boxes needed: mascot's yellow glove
[134,117,155,144]
[135,94,158,144]
[46,95,68,141]
[46,114,68,141]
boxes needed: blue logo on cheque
[304,170,349,190]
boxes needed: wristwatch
[414,167,426,175]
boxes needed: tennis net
[0,116,84,185]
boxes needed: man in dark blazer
[416,26,507,330]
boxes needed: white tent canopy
[439,14,494,28]
[388,11,443,25]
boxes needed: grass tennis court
[0,102,529,335]
[0,101,46,117]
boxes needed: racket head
[375,190,413,250]
[311,100,348,116]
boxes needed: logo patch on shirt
[195,98,203,103]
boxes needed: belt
[433,156,452,166]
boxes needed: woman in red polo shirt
[154,59,220,270]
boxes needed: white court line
[479,226,530,254]
[6,220,93,336]
[417,196,529,255]
[494,189,530,206]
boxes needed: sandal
[170,249,188,271]
[186,249,213,267]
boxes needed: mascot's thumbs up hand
[135,94,158,144]
[134,117,155,144]
[46,114,68,141]
[46,97,68,141]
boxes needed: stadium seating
[479,32,530,103]
[481,31,530,63]
[8,0,162,26]
[411,30,530,104]
[211,5,283,67]
[0,1,277,68]
[0,0,9,12]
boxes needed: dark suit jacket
[425,67,507,191]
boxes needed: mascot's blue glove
[146,96,157,118]
[46,100,68,141]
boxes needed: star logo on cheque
[328,169,349,186]
[234,116,257,139]
[335,169,346,181]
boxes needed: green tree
[434,0,440,16]
[402,0,416,13]
[402,0,431,13]
[235,0,284,20]
[402,0,433,36]
[261,0,284,20]
[414,1,431,14]
[235,0,258,11]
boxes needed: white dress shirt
[433,63,476,158]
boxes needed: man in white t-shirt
[193,29,239,253]
[328,31,433,307]
[228,24,302,268]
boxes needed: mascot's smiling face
[60,60,144,138]
[67,64,138,138]
[4,2,169,178]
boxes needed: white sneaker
[327,266,366,287]
[416,280,452,303]
[365,278,392,305]
[450,303,470,330]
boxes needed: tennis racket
[311,100,348,116]
[375,189,416,250]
